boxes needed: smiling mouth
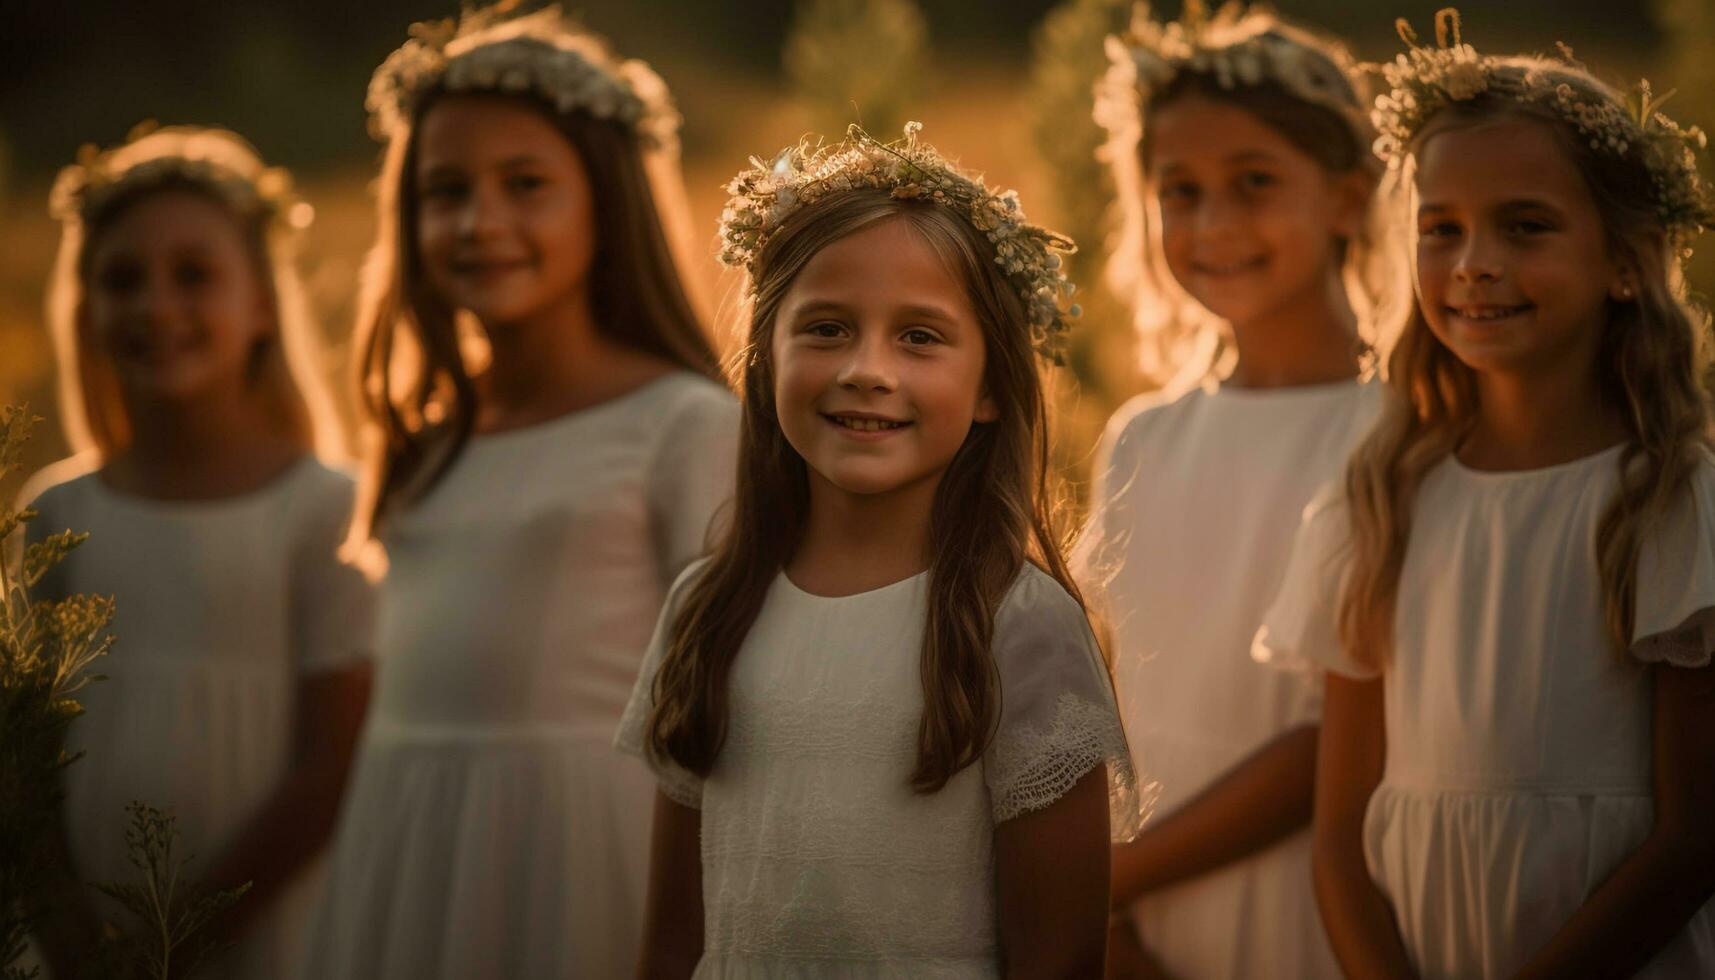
[1193,256,1267,276]
[454,260,531,277]
[1449,303,1533,322]
[823,413,911,433]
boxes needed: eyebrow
[1418,197,1565,217]
[419,154,544,178]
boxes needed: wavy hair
[645,190,1087,792]
[1338,60,1715,667]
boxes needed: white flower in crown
[50,122,314,234]
[1371,8,1713,248]
[366,2,680,151]
[718,123,1081,363]
[1095,1,1371,152]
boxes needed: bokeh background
[3,0,1711,495]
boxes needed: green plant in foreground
[0,405,244,980]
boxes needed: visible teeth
[1457,306,1525,321]
[832,416,905,432]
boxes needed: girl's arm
[197,664,372,938]
[1312,674,1417,979]
[996,764,1111,980]
[637,790,704,979]
[1511,662,1715,980]
[1112,723,1318,905]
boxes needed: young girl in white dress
[1083,7,1405,976]
[1258,13,1715,978]
[304,8,738,979]
[23,126,374,980]
[616,123,1144,977]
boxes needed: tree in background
[1026,0,1142,491]
[784,0,930,140]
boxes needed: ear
[974,389,999,424]
[1607,264,1638,303]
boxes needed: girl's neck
[787,471,939,597]
[108,384,300,500]
[475,286,672,433]
[1462,363,1627,471]
[1225,267,1362,389]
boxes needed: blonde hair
[1103,18,1410,388]
[45,126,345,462]
[1338,60,1715,668]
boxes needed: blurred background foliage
[1,0,1709,495]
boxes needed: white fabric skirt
[304,723,655,979]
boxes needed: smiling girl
[1259,12,1715,978]
[1083,7,1403,976]
[304,8,737,978]
[24,125,372,980]
[616,124,1144,977]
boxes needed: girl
[616,123,1144,977]
[304,8,738,978]
[1084,6,1403,976]
[23,125,374,980]
[1260,12,1715,978]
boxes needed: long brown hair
[646,190,1085,792]
[1339,63,1715,668]
[46,127,343,462]
[349,92,721,541]
[1104,20,1409,386]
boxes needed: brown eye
[96,260,143,293]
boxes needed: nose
[456,179,505,241]
[1451,229,1503,285]
[1194,189,1245,240]
[835,332,897,393]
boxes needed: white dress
[1258,443,1715,979]
[616,561,1145,979]
[1077,379,1377,979]
[305,372,739,980]
[23,457,375,980]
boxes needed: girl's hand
[996,764,1110,980]
[1311,674,1418,979]
[636,790,703,980]
[1105,914,1173,980]
[1511,661,1715,979]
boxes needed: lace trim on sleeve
[988,691,1154,842]
[1631,606,1715,669]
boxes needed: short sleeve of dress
[290,468,378,675]
[645,379,740,587]
[1252,482,1378,681]
[614,558,710,808]
[1632,448,1715,668]
[984,566,1150,842]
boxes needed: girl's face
[415,95,597,330]
[770,216,998,500]
[1148,94,1366,329]
[1413,116,1624,378]
[84,190,269,403]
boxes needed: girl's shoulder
[996,562,1091,634]
[15,452,103,516]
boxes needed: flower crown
[718,123,1079,362]
[1372,8,1714,249]
[1095,1,1371,152]
[367,2,680,151]
[49,122,312,234]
